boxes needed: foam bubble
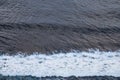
[0,50,120,77]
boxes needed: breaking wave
[0,50,120,77]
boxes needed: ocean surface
[0,0,120,79]
[0,0,120,53]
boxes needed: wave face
[0,50,120,77]
[0,0,120,53]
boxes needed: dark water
[0,75,120,80]
[0,0,120,53]
[0,0,120,25]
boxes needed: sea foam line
[0,50,120,77]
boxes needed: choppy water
[0,50,120,77]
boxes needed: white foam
[0,50,120,77]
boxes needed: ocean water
[0,50,120,77]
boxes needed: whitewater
[0,50,120,77]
